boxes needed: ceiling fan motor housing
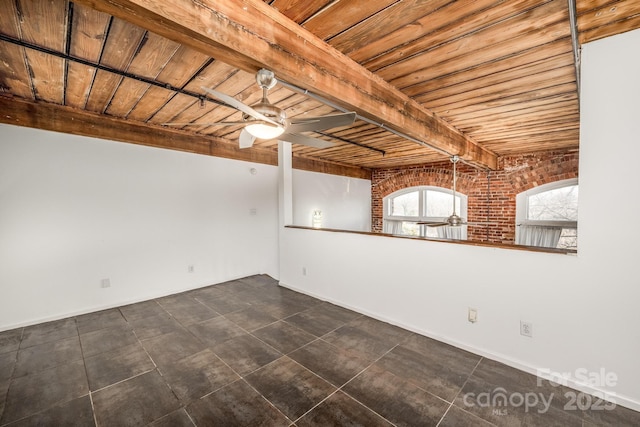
[447,214,464,226]
[242,102,288,128]
[244,69,288,128]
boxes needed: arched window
[516,178,578,249]
[383,186,467,240]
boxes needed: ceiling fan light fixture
[244,122,285,139]
[190,70,354,148]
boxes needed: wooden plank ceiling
[0,0,638,176]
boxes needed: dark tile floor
[0,274,638,426]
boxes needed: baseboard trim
[279,280,640,413]
[0,273,264,332]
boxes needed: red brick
[371,150,579,243]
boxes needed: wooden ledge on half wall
[285,225,578,256]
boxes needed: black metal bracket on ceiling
[279,79,452,155]
[315,131,385,155]
[0,33,221,108]
[0,33,385,155]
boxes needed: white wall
[0,124,279,330]
[279,29,640,410]
[292,169,371,231]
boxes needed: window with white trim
[383,186,467,240]
[516,178,578,249]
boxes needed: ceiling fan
[165,69,356,149]
[417,155,489,228]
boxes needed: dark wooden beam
[0,96,371,179]
[0,96,276,163]
[72,0,498,170]
[292,157,371,180]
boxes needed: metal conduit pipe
[567,0,581,97]
[278,79,492,171]
[278,79,453,158]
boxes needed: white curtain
[383,219,403,235]
[517,225,561,248]
[436,226,464,240]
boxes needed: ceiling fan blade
[201,86,279,126]
[416,221,449,227]
[280,132,335,148]
[288,112,356,133]
[239,128,256,149]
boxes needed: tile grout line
[184,306,287,403]
[88,392,99,427]
[435,356,486,427]
[191,297,364,424]
[75,317,100,427]
[183,408,198,427]
[100,292,273,423]
[133,281,300,410]
[125,316,197,424]
[8,278,604,426]
[240,376,297,425]
[88,325,159,395]
[239,308,351,374]
[2,280,358,425]
[3,279,300,426]
[90,368,158,395]
[283,319,422,423]
[2,321,88,427]
[291,344,402,426]
[0,329,23,425]
[84,325,175,423]
[0,392,97,427]
[203,311,341,385]
[14,327,25,352]
[281,310,365,342]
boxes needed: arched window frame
[383,186,468,239]
[516,178,578,249]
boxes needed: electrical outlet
[188,265,194,273]
[302,267,307,276]
[100,278,111,288]
[520,321,533,337]
[468,308,478,323]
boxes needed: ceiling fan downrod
[256,69,278,106]
[451,155,459,215]
[243,69,288,134]
[447,155,464,226]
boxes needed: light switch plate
[468,307,478,323]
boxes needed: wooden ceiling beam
[0,96,371,179]
[0,96,272,162]
[72,0,497,170]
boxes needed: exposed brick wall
[371,150,579,244]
